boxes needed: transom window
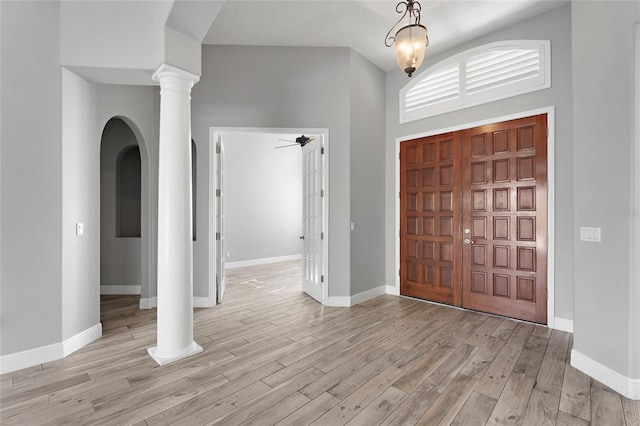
[400,40,551,123]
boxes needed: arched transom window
[400,40,551,123]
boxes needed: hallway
[0,261,637,425]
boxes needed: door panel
[302,139,324,303]
[461,114,547,323]
[400,132,462,305]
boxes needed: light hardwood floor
[1,260,638,425]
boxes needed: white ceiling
[203,0,568,72]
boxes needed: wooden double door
[400,114,547,324]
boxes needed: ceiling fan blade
[275,144,299,149]
[278,139,295,143]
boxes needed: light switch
[76,223,84,236]
[350,222,355,232]
[580,226,601,242]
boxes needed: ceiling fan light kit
[385,0,429,77]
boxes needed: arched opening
[100,118,143,296]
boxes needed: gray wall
[350,51,387,295]
[572,0,640,378]
[222,133,303,263]
[61,68,100,340]
[1,1,63,354]
[385,4,575,320]
[1,1,160,355]
[100,119,142,289]
[93,84,159,300]
[192,45,352,298]
[62,75,158,337]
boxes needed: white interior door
[216,139,226,303]
[302,138,324,303]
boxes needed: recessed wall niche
[116,146,142,238]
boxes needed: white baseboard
[139,297,157,309]
[0,323,102,375]
[139,296,214,310]
[0,342,61,375]
[63,323,102,356]
[554,317,574,333]
[386,285,400,296]
[100,285,141,295]
[571,349,640,400]
[351,286,387,305]
[325,296,351,307]
[226,254,302,270]
[325,286,387,307]
[193,296,215,308]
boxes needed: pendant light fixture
[384,0,429,77]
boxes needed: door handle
[464,238,475,245]
[299,236,305,240]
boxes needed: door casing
[209,127,330,306]
[394,106,556,328]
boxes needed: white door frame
[394,106,558,329]
[208,127,330,305]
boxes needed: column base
[147,341,203,366]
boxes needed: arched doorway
[100,118,144,297]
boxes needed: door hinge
[216,189,221,197]
[321,275,324,283]
[216,275,219,285]
[321,189,324,197]
[320,232,325,240]
[216,232,221,240]
[216,144,221,154]
[399,269,401,277]
[321,147,325,155]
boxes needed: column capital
[152,63,200,86]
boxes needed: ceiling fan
[275,135,315,149]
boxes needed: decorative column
[147,64,202,365]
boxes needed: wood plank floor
[1,260,638,425]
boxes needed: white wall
[192,45,352,298]
[100,119,142,290]
[223,133,303,263]
[571,0,640,382]
[350,51,387,295]
[385,4,575,320]
[1,1,63,355]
